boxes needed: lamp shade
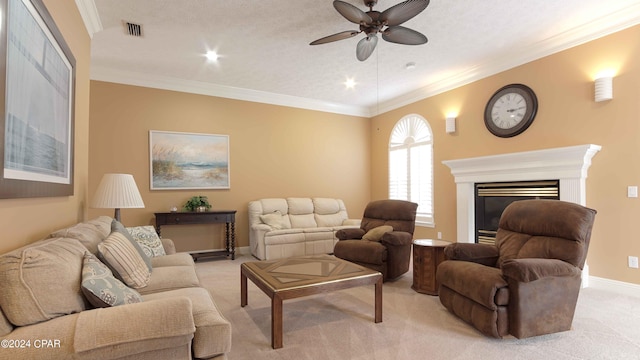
[91,174,144,221]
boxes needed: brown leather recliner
[436,199,597,338]
[333,199,418,281]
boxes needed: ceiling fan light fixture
[311,0,430,62]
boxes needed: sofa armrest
[444,243,499,267]
[380,231,413,246]
[161,238,177,255]
[501,258,581,283]
[74,297,195,358]
[336,228,365,240]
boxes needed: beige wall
[88,83,371,252]
[2,1,638,286]
[0,0,91,254]
[371,25,640,285]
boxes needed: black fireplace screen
[475,180,559,245]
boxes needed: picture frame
[0,0,75,198]
[149,130,230,190]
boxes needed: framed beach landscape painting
[149,130,230,190]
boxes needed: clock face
[484,84,538,138]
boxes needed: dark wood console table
[154,210,237,261]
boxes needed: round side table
[412,239,451,295]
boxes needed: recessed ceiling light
[344,78,356,89]
[405,62,416,70]
[205,51,219,62]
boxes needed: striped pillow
[98,231,150,289]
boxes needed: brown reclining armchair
[436,199,596,338]
[333,199,418,281]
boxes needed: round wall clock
[484,83,538,138]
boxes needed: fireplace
[475,180,559,245]
[443,144,601,285]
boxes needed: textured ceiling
[82,0,640,116]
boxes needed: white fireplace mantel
[443,144,601,244]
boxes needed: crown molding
[74,0,102,38]
[90,67,371,117]
[370,2,640,116]
[86,2,640,117]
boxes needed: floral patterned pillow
[126,226,166,257]
[81,252,143,308]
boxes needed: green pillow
[81,252,143,308]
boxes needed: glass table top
[242,255,379,291]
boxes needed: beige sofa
[248,197,360,260]
[0,216,231,360]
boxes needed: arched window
[389,114,434,226]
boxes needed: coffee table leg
[241,271,248,307]
[375,276,382,323]
[272,294,283,349]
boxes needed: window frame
[388,114,434,227]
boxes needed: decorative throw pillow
[98,231,151,289]
[362,225,394,242]
[260,211,290,230]
[126,226,166,257]
[111,220,152,272]
[81,252,143,308]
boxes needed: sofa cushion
[98,231,151,289]
[313,198,349,227]
[0,307,13,337]
[49,222,106,255]
[259,211,291,230]
[287,197,314,215]
[0,237,88,326]
[112,220,153,271]
[138,265,201,295]
[81,252,143,308]
[362,225,393,242]
[143,287,232,358]
[85,216,114,238]
[126,225,167,257]
[289,213,317,228]
[151,253,195,267]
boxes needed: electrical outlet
[437,232,442,240]
[629,256,639,269]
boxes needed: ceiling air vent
[123,21,143,37]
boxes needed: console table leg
[230,222,236,260]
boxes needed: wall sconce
[445,117,456,134]
[594,76,613,102]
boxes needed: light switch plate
[628,186,638,198]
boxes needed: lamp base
[114,208,121,222]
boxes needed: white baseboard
[588,276,640,297]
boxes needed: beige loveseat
[248,197,360,260]
[0,216,231,360]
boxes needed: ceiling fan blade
[356,34,378,61]
[380,0,430,26]
[382,26,428,45]
[333,0,373,25]
[310,30,360,45]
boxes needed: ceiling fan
[310,0,430,61]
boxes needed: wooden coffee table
[241,254,383,349]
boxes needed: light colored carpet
[196,255,640,360]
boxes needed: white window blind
[389,115,434,226]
